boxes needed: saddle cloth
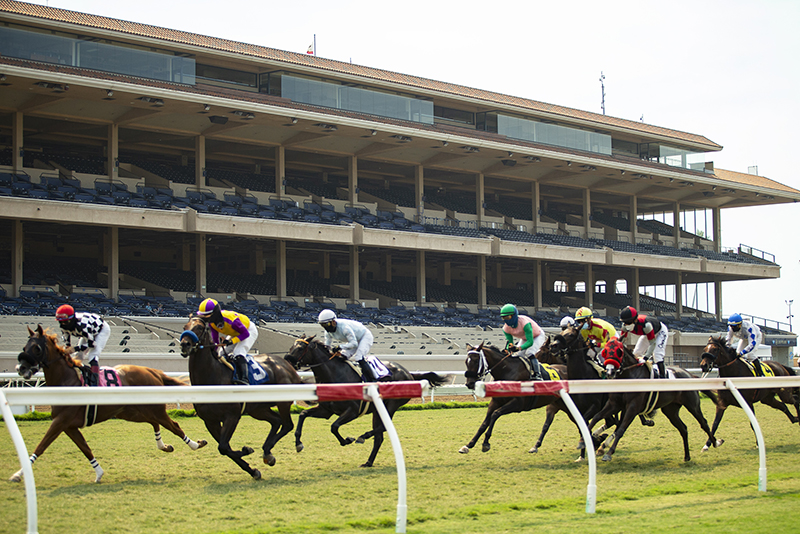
[233,355,271,385]
[343,355,390,381]
[76,366,122,427]
[743,358,774,377]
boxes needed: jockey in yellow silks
[197,298,258,385]
[574,306,617,360]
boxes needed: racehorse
[285,336,446,467]
[459,341,567,454]
[11,325,207,483]
[587,340,722,462]
[180,314,301,479]
[699,336,799,450]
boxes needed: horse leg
[459,399,504,453]
[294,404,334,453]
[530,403,560,453]
[9,412,73,482]
[480,398,524,453]
[150,408,208,451]
[602,398,642,462]
[683,393,723,452]
[62,427,105,482]
[361,411,388,468]
[330,408,362,446]
[703,403,729,451]
[203,414,260,479]
[259,402,295,466]
[760,393,798,424]
[661,404,691,461]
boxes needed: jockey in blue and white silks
[726,313,764,376]
[317,309,389,381]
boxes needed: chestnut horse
[699,336,799,450]
[11,325,207,483]
[180,315,302,479]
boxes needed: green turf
[1,398,798,533]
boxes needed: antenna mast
[599,71,606,115]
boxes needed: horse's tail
[410,371,447,388]
[153,368,189,386]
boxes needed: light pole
[786,299,794,332]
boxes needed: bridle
[18,334,50,373]
[180,316,213,357]
[288,338,337,370]
[464,346,511,380]
[701,339,738,370]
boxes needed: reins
[292,338,338,369]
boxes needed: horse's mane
[41,329,83,368]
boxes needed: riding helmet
[727,313,743,327]
[56,304,75,322]
[620,306,637,324]
[197,298,219,316]
[559,316,575,329]
[318,309,337,323]
[575,306,593,321]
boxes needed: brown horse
[11,325,207,483]
[459,340,567,454]
[587,340,721,462]
[699,336,799,450]
[180,315,302,479]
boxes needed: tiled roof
[714,168,800,195]
[1,0,722,150]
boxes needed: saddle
[742,358,774,377]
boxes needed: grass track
[1,398,799,533]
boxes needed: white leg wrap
[154,430,166,450]
[183,435,200,450]
[90,457,104,483]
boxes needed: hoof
[574,455,584,463]
[701,445,709,453]
[356,437,365,444]
[602,454,612,462]
[642,419,655,427]
[9,473,21,483]
[528,446,539,454]
[458,445,470,454]
[242,446,255,456]
[296,443,304,453]
[196,440,208,449]
[342,437,355,446]
[716,438,724,448]
[481,443,491,453]
[263,453,276,467]
[359,462,373,468]
[161,445,175,453]
[252,469,261,480]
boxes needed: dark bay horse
[459,340,567,454]
[699,336,799,450]
[285,336,446,467]
[180,315,301,479]
[587,341,722,462]
[11,325,207,483]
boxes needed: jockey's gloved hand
[331,345,341,354]
[75,345,88,353]
[222,338,233,346]
[506,344,519,353]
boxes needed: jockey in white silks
[317,309,390,381]
[726,313,765,376]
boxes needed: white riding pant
[342,329,374,362]
[229,324,259,358]
[81,323,110,365]
[520,332,547,358]
[633,324,668,363]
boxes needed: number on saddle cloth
[80,366,121,387]
[746,359,773,377]
[237,356,269,386]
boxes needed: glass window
[196,64,257,89]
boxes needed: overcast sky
[40,0,800,341]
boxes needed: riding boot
[232,355,249,385]
[657,361,667,379]
[752,358,764,377]
[358,359,377,382]
[529,356,544,380]
[89,361,99,387]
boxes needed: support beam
[415,165,424,223]
[323,251,331,280]
[531,182,541,234]
[673,202,681,248]
[585,264,594,309]
[629,195,638,237]
[350,245,360,301]
[583,188,591,238]
[275,146,286,198]
[715,279,723,322]
[713,207,722,253]
[416,250,426,304]
[195,135,205,187]
[12,112,23,172]
[108,227,119,302]
[276,241,287,298]
[676,272,683,319]
[107,124,119,182]
[477,256,487,308]
[195,234,207,295]
[534,260,543,308]
[632,268,640,311]
[11,221,23,298]
[476,173,485,226]
[348,156,358,207]
[384,253,392,283]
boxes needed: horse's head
[536,336,564,365]
[464,342,488,390]
[179,314,211,358]
[17,324,64,379]
[700,336,732,373]
[285,336,323,370]
[600,337,630,378]
[551,325,580,354]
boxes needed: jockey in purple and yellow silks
[500,303,546,380]
[574,306,617,361]
[197,298,258,385]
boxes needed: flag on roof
[306,44,314,55]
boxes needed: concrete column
[195,135,205,187]
[12,112,23,172]
[254,244,264,276]
[384,253,392,283]
[533,260,542,308]
[275,146,286,197]
[108,227,119,302]
[629,195,638,237]
[323,251,330,280]
[585,264,594,309]
[676,272,683,318]
[531,182,541,234]
[583,188,591,238]
[439,261,451,286]
[495,262,502,289]
[714,279,723,322]
[415,165,424,223]
[632,268,640,311]
[477,256,487,308]
[673,202,681,248]
[712,207,722,253]
[181,241,191,271]
[107,124,119,182]
[11,220,23,298]
[276,241,287,298]
[348,156,358,207]
[195,234,207,294]
[350,245,360,301]
[475,173,485,226]
[416,250,426,304]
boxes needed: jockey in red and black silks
[619,306,669,379]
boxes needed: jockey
[500,304,546,380]
[560,316,576,330]
[55,304,110,387]
[619,306,670,379]
[317,309,389,382]
[574,306,617,359]
[197,298,257,385]
[726,313,764,376]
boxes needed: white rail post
[365,383,408,534]
[724,379,767,492]
[1,390,39,534]
[558,388,597,513]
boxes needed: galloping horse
[699,336,799,450]
[587,341,722,462]
[285,336,446,467]
[180,315,301,479]
[11,325,207,483]
[459,341,567,454]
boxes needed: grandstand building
[1,0,798,365]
